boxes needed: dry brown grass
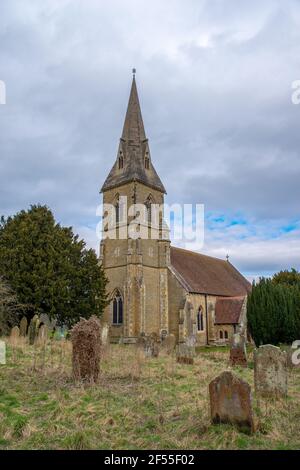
[0,337,299,450]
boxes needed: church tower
[100,72,170,342]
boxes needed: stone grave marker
[20,316,28,337]
[254,344,288,397]
[176,344,195,364]
[71,316,102,383]
[209,370,255,433]
[28,314,39,345]
[161,334,176,354]
[230,333,247,367]
[10,325,20,340]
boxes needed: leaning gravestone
[20,317,28,337]
[209,371,255,433]
[230,333,247,367]
[161,334,176,354]
[71,316,102,383]
[254,345,288,397]
[10,326,20,341]
[176,344,195,364]
[28,315,39,345]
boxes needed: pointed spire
[101,71,166,194]
[121,71,146,143]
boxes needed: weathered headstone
[136,333,147,349]
[28,315,39,345]
[176,344,195,364]
[0,340,6,365]
[20,316,28,337]
[144,335,159,358]
[37,324,48,345]
[254,345,288,397]
[10,325,20,340]
[101,323,109,347]
[209,371,255,433]
[230,333,247,367]
[161,334,176,354]
[71,316,102,383]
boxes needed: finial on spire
[132,68,136,76]
[226,254,230,262]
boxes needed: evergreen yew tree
[247,274,300,346]
[0,205,108,326]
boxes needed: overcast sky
[1,0,300,280]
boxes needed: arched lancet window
[219,330,223,339]
[224,330,228,339]
[197,307,204,331]
[112,291,123,325]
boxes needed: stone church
[100,74,251,345]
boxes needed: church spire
[121,71,146,143]
[101,71,166,194]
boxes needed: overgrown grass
[0,337,299,450]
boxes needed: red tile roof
[170,247,251,297]
[215,297,245,324]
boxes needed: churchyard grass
[0,338,299,450]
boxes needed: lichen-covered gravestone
[19,317,28,337]
[71,316,102,383]
[209,371,255,433]
[176,344,195,364]
[230,333,247,367]
[254,345,288,397]
[162,334,176,354]
[28,315,39,345]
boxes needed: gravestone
[20,317,28,337]
[10,326,20,340]
[136,333,147,349]
[101,323,109,347]
[254,345,288,397]
[176,344,195,364]
[28,314,39,345]
[144,335,159,358]
[37,324,48,345]
[209,371,255,433]
[162,334,176,354]
[0,340,6,365]
[71,316,102,383]
[287,342,300,369]
[230,333,247,367]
